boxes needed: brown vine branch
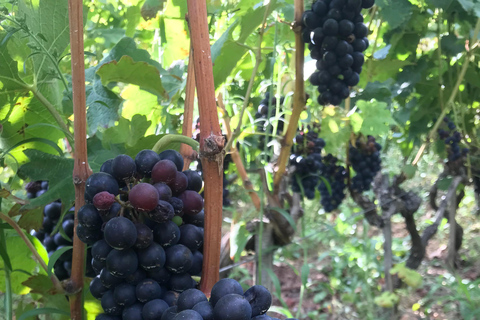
[180,47,197,170]
[68,0,91,318]
[273,0,305,194]
[187,0,224,297]
[218,93,261,211]
[224,2,272,154]
[0,212,64,294]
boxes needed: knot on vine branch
[201,134,225,158]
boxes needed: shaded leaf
[17,207,43,232]
[355,100,396,136]
[97,56,167,98]
[376,0,414,29]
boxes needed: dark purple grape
[183,170,203,193]
[93,191,116,211]
[159,150,184,172]
[44,202,62,220]
[149,200,175,223]
[136,278,163,302]
[210,278,244,307]
[135,149,161,178]
[178,191,203,216]
[85,173,119,203]
[165,245,193,274]
[153,221,180,248]
[106,248,138,277]
[153,183,173,201]
[112,154,136,182]
[137,242,166,271]
[101,290,123,315]
[114,283,137,306]
[213,294,252,320]
[244,285,272,317]
[152,160,177,184]
[104,217,137,250]
[90,275,108,299]
[129,183,159,212]
[142,299,169,320]
[176,289,208,312]
[134,223,153,249]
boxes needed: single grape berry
[159,149,184,171]
[135,149,161,178]
[104,217,137,250]
[93,191,116,211]
[129,183,159,212]
[112,154,136,182]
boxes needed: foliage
[0,0,479,319]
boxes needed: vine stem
[0,228,12,320]
[180,47,197,170]
[67,0,91,318]
[0,212,64,294]
[224,1,272,153]
[152,134,199,154]
[187,0,224,297]
[412,18,480,166]
[273,0,305,194]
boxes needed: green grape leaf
[355,100,396,136]
[84,37,167,134]
[17,207,43,232]
[0,32,27,89]
[0,232,43,295]
[318,107,351,153]
[457,0,480,18]
[212,1,279,87]
[17,0,70,81]
[376,0,414,29]
[21,274,56,295]
[18,150,74,209]
[97,56,167,99]
[162,0,189,67]
[141,0,165,20]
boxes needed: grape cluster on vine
[437,117,468,164]
[254,92,285,152]
[134,278,297,320]
[290,125,325,199]
[27,181,95,280]
[302,0,374,106]
[318,154,348,212]
[76,149,208,319]
[349,135,382,193]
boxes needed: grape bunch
[318,154,347,212]
[131,278,298,320]
[76,149,208,319]
[349,135,382,193]
[302,0,375,106]
[254,92,285,152]
[26,181,95,280]
[290,126,325,199]
[437,117,469,164]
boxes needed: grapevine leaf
[457,0,480,18]
[85,80,123,136]
[17,207,43,232]
[212,1,279,87]
[96,56,167,98]
[355,100,396,136]
[376,0,413,29]
[358,59,411,89]
[319,107,351,153]
[0,232,41,294]
[21,274,57,295]
[0,32,26,89]
[18,150,74,209]
[426,0,453,8]
[17,0,70,81]
[163,0,189,67]
[141,0,165,20]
